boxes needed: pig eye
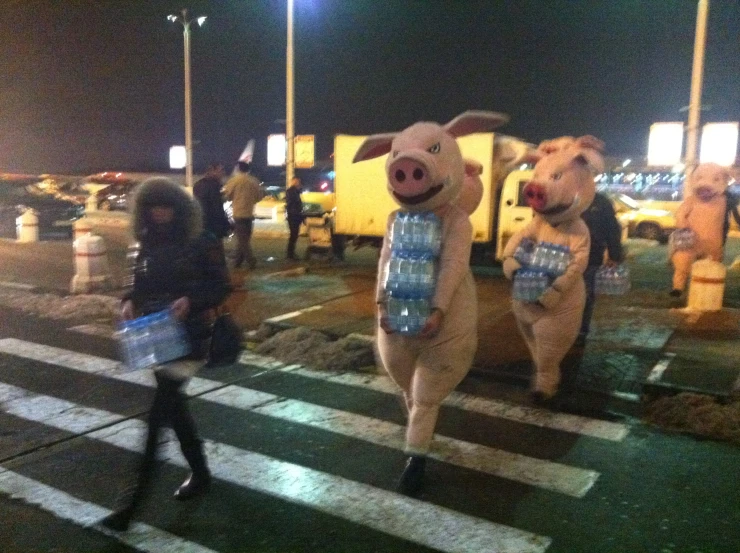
[551,172,562,181]
[427,143,441,154]
[392,150,399,158]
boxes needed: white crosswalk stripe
[0,338,599,497]
[0,381,551,553]
[0,337,635,552]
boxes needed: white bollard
[687,259,726,311]
[85,194,98,213]
[16,209,39,243]
[73,216,95,241]
[70,233,113,294]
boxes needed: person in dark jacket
[193,163,231,239]
[285,177,304,260]
[101,177,231,532]
[576,192,624,347]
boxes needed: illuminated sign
[267,134,286,166]
[700,122,739,167]
[169,146,186,169]
[294,135,315,169]
[647,122,684,167]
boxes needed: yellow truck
[333,132,536,260]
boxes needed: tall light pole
[286,0,295,190]
[168,9,207,190]
[685,0,709,175]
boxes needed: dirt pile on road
[644,393,740,445]
[255,327,377,373]
[0,289,118,322]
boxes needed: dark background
[1,0,738,178]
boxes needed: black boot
[174,470,212,501]
[397,456,426,496]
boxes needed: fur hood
[130,177,203,242]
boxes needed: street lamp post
[286,0,295,190]
[168,9,207,190]
[685,0,709,174]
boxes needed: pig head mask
[687,163,730,202]
[523,135,604,226]
[352,111,509,212]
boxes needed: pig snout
[388,157,432,197]
[523,182,548,211]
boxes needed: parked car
[83,173,140,211]
[608,192,676,243]
[0,183,84,239]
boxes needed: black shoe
[100,507,134,532]
[174,471,211,501]
[397,456,426,496]
[669,289,682,298]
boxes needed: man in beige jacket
[223,161,263,269]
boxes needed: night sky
[1,0,738,177]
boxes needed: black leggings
[126,371,207,507]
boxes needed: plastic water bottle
[386,296,402,329]
[118,317,156,371]
[152,310,190,363]
[557,245,571,276]
[514,238,535,266]
[385,254,401,292]
[423,212,442,255]
[418,253,436,297]
[595,265,631,295]
[671,228,696,251]
[407,254,421,293]
[397,253,412,295]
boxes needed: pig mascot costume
[670,163,740,297]
[353,111,508,495]
[502,136,603,404]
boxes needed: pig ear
[444,110,509,138]
[574,135,605,153]
[352,133,397,163]
[572,150,605,173]
[497,137,539,168]
[464,158,483,177]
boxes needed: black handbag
[206,311,243,368]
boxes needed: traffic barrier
[16,209,39,243]
[70,233,113,294]
[85,195,98,213]
[73,216,95,241]
[687,259,726,311]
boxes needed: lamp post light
[168,9,207,190]
[286,0,295,190]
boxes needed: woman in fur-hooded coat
[101,177,230,532]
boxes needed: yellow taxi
[608,193,677,243]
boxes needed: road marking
[646,353,676,383]
[265,305,323,323]
[0,339,598,497]
[0,469,219,553]
[0,281,36,291]
[239,351,629,442]
[0,384,551,553]
[67,323,114,338]
[203,386,598,498]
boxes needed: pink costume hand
[120,300,135,322]
[171,297,191,322]
[419,309,443,339]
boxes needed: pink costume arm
[375,213,395,304]
[431,212,473,314]
[501,220,538,280]
[675,197,693,229]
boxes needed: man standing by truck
[285,177,304,260]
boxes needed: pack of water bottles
[390,211,442,255]
[117,309,191,371]
[527,241,571,277]
[512,270,550,302]
[670,228,697,251]
[595,265,631,295]
[384,211,442,335]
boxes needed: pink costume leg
[531,308,582,398]
[376,331,418,415]
[672,249,695,291]
[405,334,476,455]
